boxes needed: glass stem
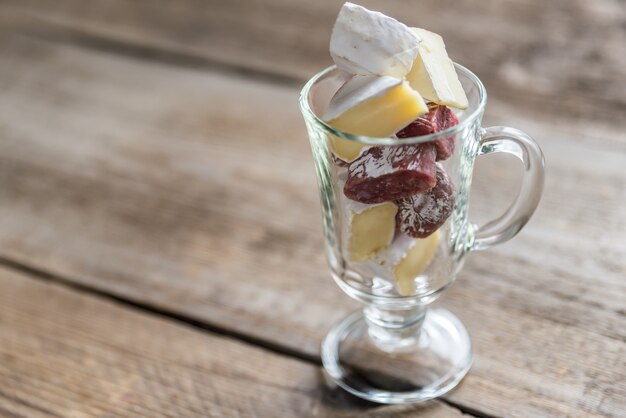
[363,304,428,353]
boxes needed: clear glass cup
[299,64,545,404]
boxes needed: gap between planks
[21,22,304,88]
[0,255,490,418]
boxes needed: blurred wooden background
[0,1,624,417]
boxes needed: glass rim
[299,63,487,145]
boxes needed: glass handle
[471,126,545,251]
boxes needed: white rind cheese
[342,198,398,262]
[322,74,427,161]
[323,75,401,121]
[392,231,440,295]
[407,27,468,109]
[330,2,421,78]
[351,231,441,296]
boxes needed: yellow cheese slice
[348,202,398,262]
[393,230,441,296]
[328,135,368,163]
[327,80,428,161]
[407,28,468,110]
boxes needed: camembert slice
[393,230,440,295]
[325,75,428,161]
[348,202,398,262]
[407,28,468,110]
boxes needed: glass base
[321,308,472,404]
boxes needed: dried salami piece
[395,167,455,238]
[344,143,437,204]
[396,104,458,161]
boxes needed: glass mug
[299,64,544,404]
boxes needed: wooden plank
[2,0,626,131]
[0,35,624,417]
[0,265,467,418]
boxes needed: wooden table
[0,1,625,417]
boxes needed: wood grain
[3,0,626,130]
[0,34,624,417]
[0,265,470,418]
